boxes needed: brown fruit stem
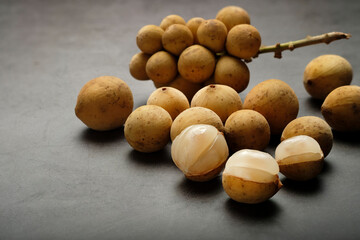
[258,32,351,59]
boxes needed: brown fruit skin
[197,19,228,53]
[186,161,226,182]
[147,87,190,120]
[214,55,250,93]
[75,76,133,131]
[225,110,270,152]
[226,24,261,60]
[279,159,324,181]
[178,45,216,83]
[216,5,251,31]
[191,84,243,123]
[160,14,186,30]
[124,105,172,153]
[186,17,205,44]
[222,174,282,204]
[243,79,299,135]
[162,24,194,56]
[129,52,151,80]
[303,55,353,100]
[136,25,164,54]
[146,51,177,84]
[321,85,360,132]
[281,116,333,157]
[170,107,224,141]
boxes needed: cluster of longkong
[75,6,360,204]
[130,6,259,99]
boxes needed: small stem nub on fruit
[258,32,351,59]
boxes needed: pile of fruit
[75,6,359,204]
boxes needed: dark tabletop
[1,0,359,239]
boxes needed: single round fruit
[275,135,324,181]
[281,116,333,157]
[214,55,250,93]
[170,106,224,141]
[178,45,216,83]
[226,24,261,60]
[225,110,270,152]
[162,24,194,56]
[190,84,242,123]
[186,17,205,44]
[222,149,282,204]
[321,85,360,132]
[303,54,353,99]
[147,87,190,120]
[160,14,186,30]
[216,5,251,31]
[124,105,172,153]
[129,52,151,80]
[243,79,299,135]
[145,51,177,84]
[171,124,229,182]
[75,76,133,131]
[197,19,227,53]
[136,25,164,54]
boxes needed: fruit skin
[278,160,324,181]
[215,5,250,31]
[226,24,261,60]
[170,106,224,141]
[191,84,242,123]
[186,17,205,44]
[186,161,226,182]
[147,87,190,120]
[281,116,333,157]
[222,174,282,204]
[321,85,360,132]
[124,105,172,153]
[145,51,177,84]
[162,24,194,56]
[136,25,164,54]
[129,52,151,80]
[225,110,270,152]
[75,76,133,131]
[303,54,353,100]
[178,45,216,83]
[160,14,186,30]
[197,19,228,53]
[214,55,250,93]
[243,79,299,135]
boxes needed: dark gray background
[1,0,359,239]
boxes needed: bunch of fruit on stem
[129,6,257,99]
